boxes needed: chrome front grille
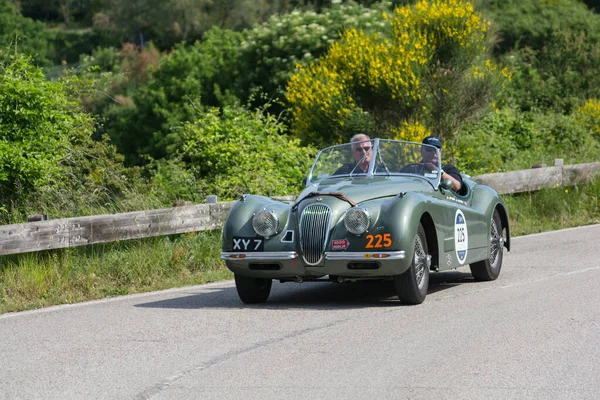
[299,204,332,265]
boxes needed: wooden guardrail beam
[0,202,235,256]
[473,162,600,195]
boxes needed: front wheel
[394,224,430,305]
[234,274,272,304]
[470,209,504,281]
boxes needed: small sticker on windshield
[425,173,438,178]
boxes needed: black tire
[234,274,272,304]
[470,209,504,281]
[394,223,430,305]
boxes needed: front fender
[222,195,292,251]
[328,193,429,262]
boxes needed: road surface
[1,224,599,399]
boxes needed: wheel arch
[494,203,511,251]
[420,212,439,270]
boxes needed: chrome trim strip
[324,251,406,260]
[221,251,298,260]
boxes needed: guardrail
[1,161,599,256]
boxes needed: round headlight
[344,208,370,235]
[252,209,279,238]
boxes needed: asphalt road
[1,224,599,400]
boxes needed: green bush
[453,108,600,175]
[154,104,316,200]
[502,30,600,114]
[485,0,600,54]
[0,53,135,221]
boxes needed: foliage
[17,0,108,25]
[485,0,600,113]
[502,30,600,114]
[237,1,390,109]
[287,0,507,147]
[157,104,316,200]
[45,26,120,65]
[452,108,600,176]
[577,98,600,139]
[484,0,600,54]
[0,53,134,220]
[0,53,89,203]
[107,27,243,165]
[0,0,50,65]
[92,0,302,51]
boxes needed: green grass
[0,230,231,314]
[1,179,599,314]
[505,179,600,236]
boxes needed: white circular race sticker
[454,209,468,265]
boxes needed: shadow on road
[135,270,475,310]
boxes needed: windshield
[307,139,442,187]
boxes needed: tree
[107,27,243,165]
[0,0,49,65]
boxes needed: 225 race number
[366,233,392,249]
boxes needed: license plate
[232,237,264,251]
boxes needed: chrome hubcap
[414,236,427,289]
[489,218,503,266]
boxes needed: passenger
[403,135,462,192]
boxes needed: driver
[403,136,462,192]
[333,134,372,175]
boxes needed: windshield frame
[306,138,442,189]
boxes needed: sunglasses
[354,146,371,153]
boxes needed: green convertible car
[222,138,510,305]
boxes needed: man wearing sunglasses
[334,134,373,175]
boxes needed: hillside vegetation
[1,0,599,312]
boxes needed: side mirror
[302,176,308,186]
[440,178,453,191]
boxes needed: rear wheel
[234,274,272,304]
[470,209,504,281]
[394,224,430,305]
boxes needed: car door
[436,185,487,269]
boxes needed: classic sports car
[221,138,510,305]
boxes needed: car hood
[297,175,435,205]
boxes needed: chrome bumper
[324,251,406,260]
[221,251,298,260]
[221,250,405,262]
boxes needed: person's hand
[422,162,437,172]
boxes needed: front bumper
[221,250,410,279]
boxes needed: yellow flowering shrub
[286,0,508,147]
[577,99,600,138]
[390,120,431,143]
[393,0,486,60]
